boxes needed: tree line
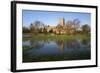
[23,19,90,35]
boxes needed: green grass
[23,34,90,41]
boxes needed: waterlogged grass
[23,34,90,41]
[23,50,90,62]
[23,46,32,52]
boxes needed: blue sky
[22,10,91,27]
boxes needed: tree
[65,20,74,35]
[23,26,30,33]
[81,24,90,34]
[30,21,45,34]
[56,25,64,34]
[65,19,81,35]
[73,19,80,32]
[30,23,38,34]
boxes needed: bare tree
[65,19,80,35]
[66,20,74,35]
[30,21,45,34]
[73,19,80,33]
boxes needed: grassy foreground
[23,33,90,41]
[23,50,90,62]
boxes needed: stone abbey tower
[58,18,65,26]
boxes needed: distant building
[51,18,66,34]
[58,18,65,26]
[30,18,68,35]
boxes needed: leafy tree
[81,24,90,34]
[23,26,30,33]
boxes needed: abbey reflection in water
[23,39,90,62]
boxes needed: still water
[23,39,90,62]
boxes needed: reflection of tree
[65,39,90,50]
[29,40,53,50]
[30,41,45,49]
[81,39,90,48]
[56,39,89,51]
[66,40,81,49]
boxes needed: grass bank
[23,34,90,41]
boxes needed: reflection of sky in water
[23,39,90,57]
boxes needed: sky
[22,10,91,27]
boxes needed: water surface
[23,39,90,62]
